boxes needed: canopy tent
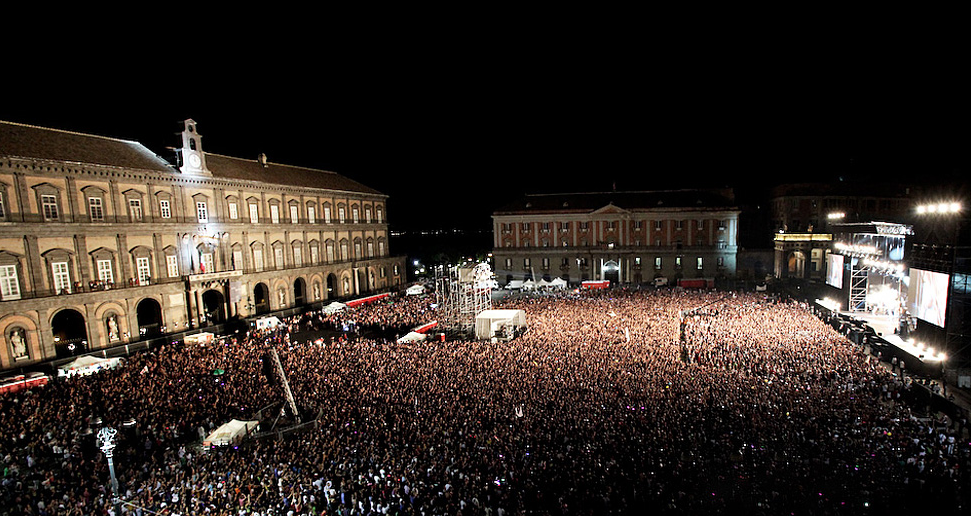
[203,419,260,447]
[321,302,346,314]
[58,355,123,377]
[405,284,426,296]
[413,320,438,334]
[549,277,568,289]
[521,280,537,291]
[535,278,552,289]
[475,309,527,340]
[185,332,215,344]
[254,317,282,331]
[396,331,427,344]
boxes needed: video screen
[826,253,844,289]
[909,268,950,328]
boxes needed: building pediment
[590,203,630,216]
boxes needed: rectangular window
[52,261,70,293]
[354,242,362,258]
[249,204,259,224]
[196,201,208,223]
[367,241,374,257]
[166,255,179,278]
[505,258,512,270]
[365,207,372,223]
[136,257,150,284]
[0,265,20,300]
[324,206,332,223]
[274,247,284,269]
[253,249,264,271]
[377,208,383,223]
[542,257,550,269]
[579,222,588,231]
[340,242,349,259]
[696,257,704,270]
[289,205,299,224]
[541,222,550,233]
[129,199,142,221]
[232,249,243,270]
[326,244,335,262]
[0,196,5,218]
[524,258,531,267]
[97,259,113,283]
[717,256,725,268]
[338,207,346,223]
[307,206,316,224]
[42,195,59,220]
[676,257,683,269]
[352,207,359,223]
[228,202,238,220]
[378,241,385,256]
[159,200,171,219]
[521,222,530,232]
[655,257,662,270]
[293,246,302,266]
[310,246,319,264]
[675,220,683,230]
[635,257,642,266]
[88,197,104,222]
[560,221,570,232]
[270,205,280,224]
[201,253,214,274]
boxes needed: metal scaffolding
[849,260,870,312]
[435,263,493,338]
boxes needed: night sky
[3,23,969,232]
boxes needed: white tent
[405,284,425,296]
[549,277,568,289]
[475,309,527,339]
[535,278,552,289]
[522,280,537,291]
[396,331,427,344]
[321,302,346,314]
[203,419,260,447]
[58,355,123,377]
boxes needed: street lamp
[96,427,122,513]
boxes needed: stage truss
[435,263,493,338]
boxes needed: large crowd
[1,288,969,515]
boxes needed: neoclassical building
[0,119,405,369]
[491,189,740,286]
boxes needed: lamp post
[96,427,122,513]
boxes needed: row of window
[504,256,726,271]
[502,220,729,233]
[0,190,383,225]
[0,238,390,301]
[505,239,730,249]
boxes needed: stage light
[938,202,950,213]
[950,202,961,213]
[917,205,926,214]
[928,204,938,213]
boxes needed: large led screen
[826,253,844,289]
[909,268,950,328]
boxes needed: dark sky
[3,22,969,231]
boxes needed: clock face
[188,153,202,168]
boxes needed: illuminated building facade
[0,119,405,369]
[491,189,740,286]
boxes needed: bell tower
[179,119,211,175]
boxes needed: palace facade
[0,119,405,369]
[491,189,740,286]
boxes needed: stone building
[491,189,740,286]
[0,119,405,369]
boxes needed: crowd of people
[1,287,969,515]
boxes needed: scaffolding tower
[849,259,870,312]
[435,263,493,338]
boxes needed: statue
[10,328,27,360]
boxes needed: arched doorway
[201,289,226,324]
[293,278,306,306]
[52,309,87,358]
[253,283,270,314]
[787,251,806,279]
[136,298,163,338]
[603,260,620,284]
[326,273,338,299]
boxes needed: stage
[833,310,945,375]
